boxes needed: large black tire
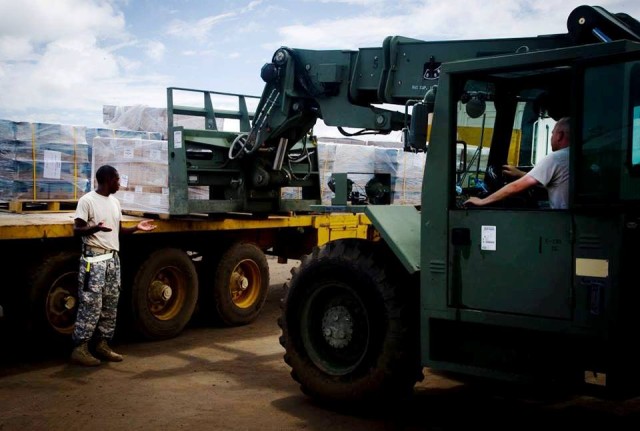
[201,242,269,326]
[279,239,422,405]
[29,251,81,339]
[131,248,198,340]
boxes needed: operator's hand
[464,197,485,207]
[137,219,157,232]
[96,221,113,232]
[502,165,525,178]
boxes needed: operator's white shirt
[527,147,570,209]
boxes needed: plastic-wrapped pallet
[103,105,223,139]
[92,137,207,214]
[394,151,426,205]
[333,143,376,201]
[85,127,163,146]
[0,121,91,200]
[374,147,400,176]
[316,142,337,204]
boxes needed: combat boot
[95,339,123,362]
[71,342,101,366]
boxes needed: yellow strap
[31,123,36,200]
[73,126,77,200]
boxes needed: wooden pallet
[0,200,78,213]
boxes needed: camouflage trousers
[71,250,121,345]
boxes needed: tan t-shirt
[75,191,122,251]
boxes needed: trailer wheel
[206,242,269,326]
[30,251,81,338]
[131,248,198,340]
[279,239,421,405]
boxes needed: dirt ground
[2,257,640,430]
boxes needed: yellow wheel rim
[228,259,261,309]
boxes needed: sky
[1,0,639,140]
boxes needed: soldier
[71,165,156,366]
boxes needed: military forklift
[223,5,640,403]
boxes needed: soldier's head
[95,165,120,195]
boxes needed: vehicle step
[0,200,78,213]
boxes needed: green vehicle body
[246,5,640,401]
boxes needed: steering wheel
[484,164,506,193]
[228,133,254,160]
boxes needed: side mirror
[407,102,429,152]
[456,140,468,179]
[405,86,436,152]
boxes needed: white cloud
[274,0,640,49]
[0,0,168,126]
[2,0,640,130]
[244,0,265,12]
[0,36,34,62]
[0,0,125,43]
[275,15,405,50]
[145,41,166,62]
[307,0,385,3]
[166,13,237,42]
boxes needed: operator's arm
[465,175,539,207]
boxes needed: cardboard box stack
[92,137,169,212]
[312,140,426,206]
[0,118,165,203]
[0,120,91,200]
[393,149,426,205]
[92,136,208,213]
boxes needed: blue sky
[1,0,639,139]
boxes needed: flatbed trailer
[0,209,372,340]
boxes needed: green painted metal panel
[365,205,421,273]
[449,210,572,319]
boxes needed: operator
[70,165,157,366]
[465,116,571,209]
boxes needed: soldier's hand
[137,220,157,232]
[96,221,113,232]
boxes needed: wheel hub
[232,272,249,291]
[63,295,76,310]
[150,280,173,302]
[48,287,75,315]
[321,305,353,349]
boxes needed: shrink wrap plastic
[92,137,208,213]
[0,121,91,200]
[309,140,425,205]
[103,105,223,139]
[0,119,165,201]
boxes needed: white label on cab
[174,131,182,149]
[481,225,496,251]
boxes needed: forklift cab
[449,61,575,318]
[421,40,640,388]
